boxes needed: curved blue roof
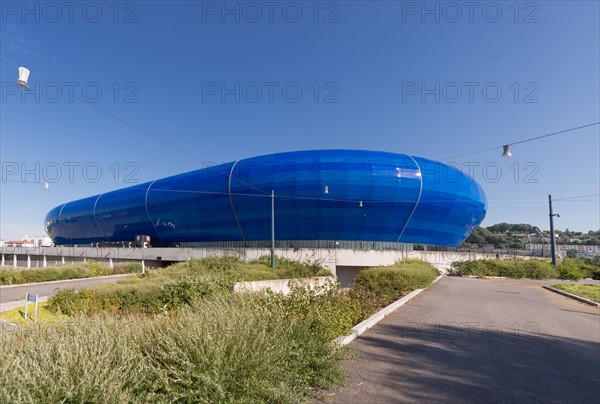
[45,150,487,247]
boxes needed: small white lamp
[17,66,30,89]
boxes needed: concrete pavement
[319,277,600,403]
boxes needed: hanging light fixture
[359,200,363,208]
[43,182,49,190]
[324,185,329,194]
[17,66,30,89]
[501,144,512,157]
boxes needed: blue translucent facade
[45,150,487,247]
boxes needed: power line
[0,56,270,196]
[440,122,600,161]
[554,193,600,201]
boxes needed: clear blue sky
[1,1,599,240]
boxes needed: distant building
[4,235,53,248]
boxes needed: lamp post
[548,195,560,266]
[271,190,275,268]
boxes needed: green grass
[0,262,141,285]
[47,256,332,316]
[0,302,66,325]
[550,284,600,303]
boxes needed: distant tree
[510,223,534,233]
[464,227,490,245]
[486,223,511,233]
[509,241,525,249]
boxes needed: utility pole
[271,190,275,268]
[548,194,559,266]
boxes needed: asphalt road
[319,277,600,404]
[0,275,130,304]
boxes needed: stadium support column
[271,190,275,268]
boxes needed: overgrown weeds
[2,257,439,403]
[0,262,141,285]
[450,258,600,280]
[352,260,439,306]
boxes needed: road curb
[0,274,132,290]
[337,274,444,346]
[543,285,599,307]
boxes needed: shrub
[0,261,140,286]
[450,259,559,279]
[250,255,331,278]
[557,258,584,280]
[47,257,332,316]
[2,292,349,402]
[158,273,231,310]
[353,260,438,305]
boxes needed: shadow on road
[320,322,600,403]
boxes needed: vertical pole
[25,293,29,320]
[27,255,31,268]
[34,295,38,323]
[13,255,17,268]
[271,190,275,268]
[549,195,557,266]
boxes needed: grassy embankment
[550,284,600,303]
[0,257,438,402]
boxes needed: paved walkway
[319,277,600,403]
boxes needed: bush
[48,287,165,316]
[250,255,331,278]
[450,259,559,279]
[48,257,332,316]
[353,260,438,306]
[2,291,349,402]
[0,261,140,286]
[158,273,231,310]
[557,258,584,280]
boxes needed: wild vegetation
[450,258,600,280]
[0,262,141,286]
[0,257,438,402]
[353,259,439,306]
[46,256,330,316]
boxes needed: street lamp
[16,66,30,89]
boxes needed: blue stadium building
[44,150,487,247]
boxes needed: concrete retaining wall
[232,276,334,295]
